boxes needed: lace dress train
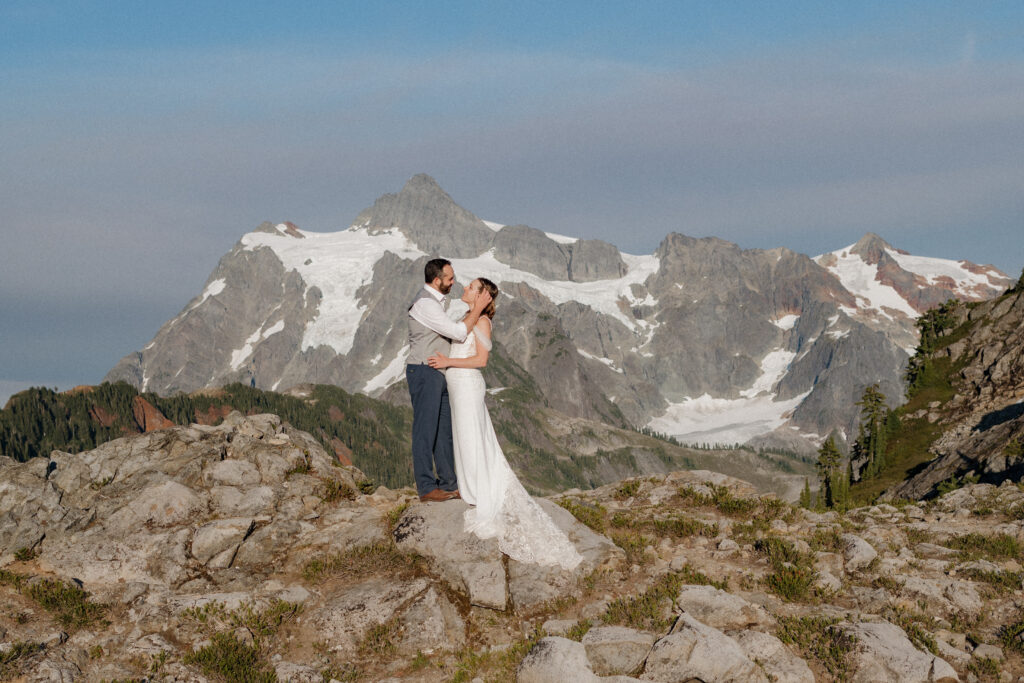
[446,328,583,570]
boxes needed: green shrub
[754,538,818,602]
[184,632,276,682]
[566,619,592,641]
[776,616,855,679]
[999,618,1024,653]
[945,533,1021,561]
[603,572,688,631]
[320,478,357,503]
[24,577,108,630]
[651,515,719,539]
[0,641,44,678]
[303,542,411,582]
[765,564,816,602]
[13,547,37,562]
[614,479,642,500]
[358,618,400,658]
[557,498,607,533]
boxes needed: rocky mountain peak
[352,173,493,258]
[402,172,446,194]
[849,232,896,264]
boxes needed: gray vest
[407,288,453,366]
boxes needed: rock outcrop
[889,286,1024,498]
[2,414,1021,680]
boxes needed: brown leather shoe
[419,488,448,502]
[447,489,462,500]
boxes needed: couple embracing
[406,259,582,570]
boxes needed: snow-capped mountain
[106,175,1014,452]
[814,233,1011,352]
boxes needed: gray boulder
[517,636,600,683]
[392,500,507,610]
[732,630,814,683]
[306,576,429,657]
[841,533,878,572]
[838,620,958,683]
[581,626,654,676]
[398,586,467,654]
[674,585,774,631]
[642,613,768,682]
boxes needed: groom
[407,258,492,502]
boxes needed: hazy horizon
[2,1,1022,394]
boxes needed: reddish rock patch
[89,404,119,428]
[330,437,354,466]
[328,405,346,423]
[194,404,233,426]
[281,221,305,238]
[132,396,174,432]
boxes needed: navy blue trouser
[406,363,457,496]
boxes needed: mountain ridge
[104,174,1013,453]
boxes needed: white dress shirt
[409,284,469,342]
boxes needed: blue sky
[1,1,1022,401]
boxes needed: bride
[428,278,583,571]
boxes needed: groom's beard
[439,283,452,294]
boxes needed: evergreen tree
[905,299,961,391]
[855,384,889,479]
[1011,267,1024,294]
[798,478,812,509]
[816,436,842,508]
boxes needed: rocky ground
[1,414,1023,681]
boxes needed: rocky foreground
[1,415,1023,681]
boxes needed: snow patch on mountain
[449,249,660,332]
[815,245,918,318]
[193,278,226,310]
[886,250,1002,290]
[230,320,285,370]
[649,346,803,445]
[772,314,799,330]
[577,349,624,374]
[648,391,810,446]
[241,226,426,355]
[740,349,796,398]
[482,219,578,245]
[363,344,410,394]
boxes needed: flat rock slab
[581,625,655,676]
[393,501,506,609]
[308,576,429,656]
[642,613,768,682]
[837,620,958,683]
[674,585,774,631]
[518,636,600,683]
[732,629,814,683]
[397,586,466,654]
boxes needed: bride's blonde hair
[478,278,499,319]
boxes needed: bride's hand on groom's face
[474,290,492,311]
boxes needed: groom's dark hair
[424,258,451,284]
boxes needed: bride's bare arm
[427,319,491,369]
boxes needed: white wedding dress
[446,326,583,570]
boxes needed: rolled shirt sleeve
[409,295,468,342]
